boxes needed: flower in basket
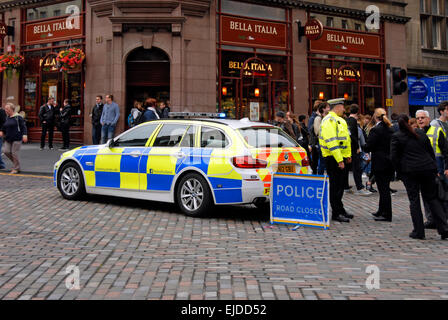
[56,48,85,75]
[0,54,25,79]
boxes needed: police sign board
[270,174,330,229]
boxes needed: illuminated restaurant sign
[25,16,83,44]
[310,28,381,59]
[326,67,360,82]
[226,60,273,77]
[220,15,287,50]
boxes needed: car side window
[180,125,196,147]
[153,124,189,147]
[113,124,158,147]
[200,126,229,148]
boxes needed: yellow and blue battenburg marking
[55,145,245,204]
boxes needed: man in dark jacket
[0,105,6,169]
[346,104,371,195]
[90,95,103,145]
[59,99,71,150]
[38,97,57,150]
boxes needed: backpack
[127,108,143,127]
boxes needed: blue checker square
[95,172,121,188]
[147,174,174,191]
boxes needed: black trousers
[61,124,70,148]
[311,145,319,174]
[324,157,347,218]
[401,170,448,237]
[41,122,54,148]
[374,170,393,219]
[352,153,364,190]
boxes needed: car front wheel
[57,162,86,200]
[176,173,213,217]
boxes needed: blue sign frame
[270,173,330,230]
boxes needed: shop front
[307,14,385,114]
[217,0,293,121]
[20,0,85,143]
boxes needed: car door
[141,123,190,192]
[92,124,158,190]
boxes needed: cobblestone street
[1,173,448,300]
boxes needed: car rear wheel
[176,173,213,217]
[57,162,86,200]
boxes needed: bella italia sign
[25,16,83,44]
[310,28,381,59]
[220,15,287,50]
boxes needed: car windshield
[238,127,299,148]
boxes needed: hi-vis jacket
[426,125,446,157]
[319,111,351,163]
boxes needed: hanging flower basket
[56,48,85,79]
[0,54,25,80]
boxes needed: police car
[54,113,310,217]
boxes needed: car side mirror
[107,139,115,148]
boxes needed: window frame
[151,123,191,148]
[112,123,158,148]
[199,126,231,149]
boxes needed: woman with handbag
[0,102,28,174]
[391,114,448,240]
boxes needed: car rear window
[238,127,299,148]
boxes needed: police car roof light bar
[169,112,226,119]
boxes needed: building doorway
[126,47,170,124]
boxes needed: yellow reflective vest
[427,126,445,157]
[319,111,351,163]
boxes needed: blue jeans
[0,138,5,168]
[101,124,116,144]
[317,148,326,175]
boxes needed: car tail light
[232,155,267,169]
[301,157,310,167]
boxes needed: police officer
[319,98,353,223]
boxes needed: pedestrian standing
[346,104,371,195]
[0,103,27,174]
[415,109,448,229]
[90,95,103,145]
[308,100,322,174]
[0,105,6,169]
[365,108,395,222]
[430,101,448,136]
[314,102,330,175]
[319,98,352,223]
[59,99,71,150]
[274,111,296,140]
[142,98,160,122]
[38,97,57,150]
[160,101,171,119]
[100,94,120,144]
[391,114,448,240]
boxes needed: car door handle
[130,151,142,158]
[174,152,186,159]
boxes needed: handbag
[435,175,448,201]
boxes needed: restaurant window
[217,0,291,121]
[26,0,82,21]
[308,13,385,114]
[220,0,286,21]
[326,17,334,27]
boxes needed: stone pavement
[0,173,448,300]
